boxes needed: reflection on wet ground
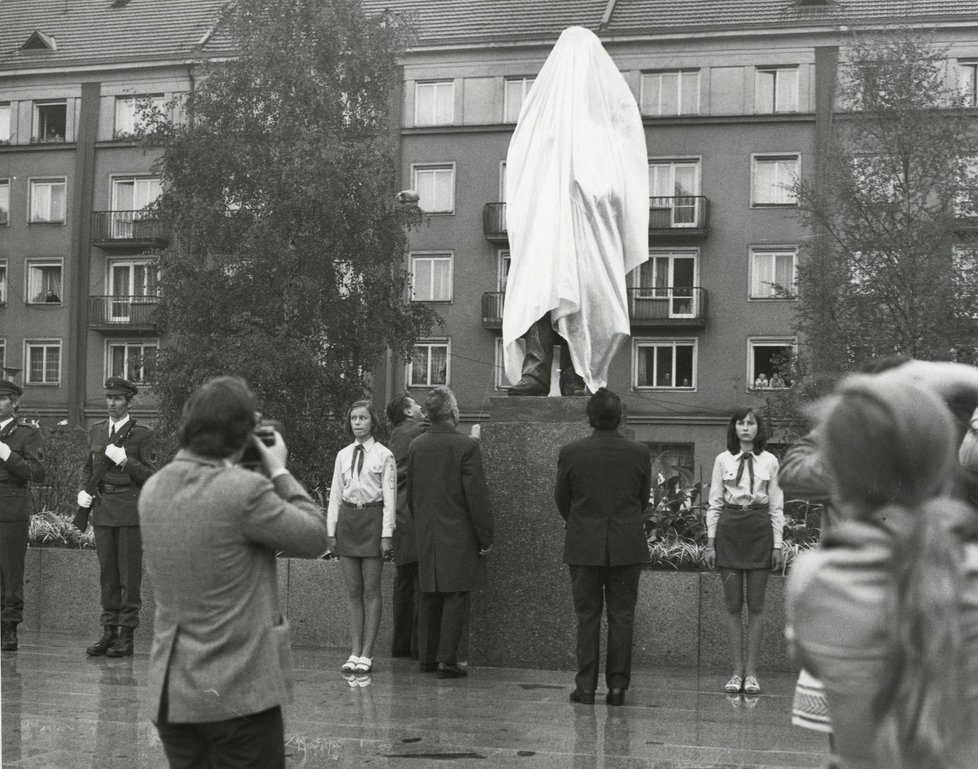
[2,632,829,768]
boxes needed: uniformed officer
[77,377,157,657]
[0,380,46,652]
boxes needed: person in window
[770,372,786,389]
[326,400,396,677]
[753,373,770,389]
[704,408,784,697]
[44,290,59,303]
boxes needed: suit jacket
[555,429,651,566]
[0,418,46,523]
[139,449,329,723]
[388,418,428,565]
[82,419,157,527]
[407,422,493,592]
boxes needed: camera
[239,419,285,471]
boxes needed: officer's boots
[1,621,18,651]
[107,626,134,657]
[86,625,118,656]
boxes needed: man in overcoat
[0,379,46,652]
[407,386,493,679]
[555,387,651,706]
[77,376,157,657]
[139,376,329,769]
[385,392,428,659]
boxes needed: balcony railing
[484,196,710,242]
[483,288,706,329]
[88,295,161,331]
[649,196,709,235]
[91,210,167,248]
[628,287,707,326]
[482,291,505,329]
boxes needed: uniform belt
[100,483,134,493]
[341,499,383,509]
[724,503,769,512]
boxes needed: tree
[793,29,978,377]
[147,0,435,489]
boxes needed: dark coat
[0,418,46,522]
[82,419,157,527]
[555,429,652,566]
[388,418,428,565]
[407,422,493,592]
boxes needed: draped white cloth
[503,26,649,391]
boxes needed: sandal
[743,675,761,694]
[353,656,373,674]
[340,655,359,673]
[724,674,744,693]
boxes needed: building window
[109,259,159,298]
[640,70,699,116]
[107,341,158,384]
[410,253,453,301]
[749,339,795,390]
[649,160,701,226]
[504,77,534,123]
[415,81,454,126]
[955,156,978,218]
[26,262,63,304]
[110,176,162,237]
[0,262,6,305]
[647,442,695,477]
[0,179,8,225]
[634,339,696,389]
[751,155,799,206]
[412,164,454,214]
[0,102,10,143]
[498,250,511,291]
[633,251,698,317]
[25,341,61,385]
[750,248,797,299]
[29,178,67,223]
[755,67,799,113]
[960,62,978,107]
[408,340,449,387]
[33,100,67,142]
[114,94,164,138]
[0,340,5,372]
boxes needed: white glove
[0,442,10,462]
[104,444,127,465]
[77,490,94,508]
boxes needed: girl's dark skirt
[334,501,383,558]
[715,504,773,570]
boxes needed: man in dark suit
[139,376,329,769]
[385,391,428,659]
[555,387,651,706]
[0,380,46,652]
[407,386,493,679]
[77,376,157,657]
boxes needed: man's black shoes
[606,688,626,706]
[569,688,595,705]
[436,662,467,679]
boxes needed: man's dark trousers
[570,563,641,692]
[94,525,143,627]
[419,591,470,667]
[391,561,420,657]
[0,518,29,624]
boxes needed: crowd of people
[5,358,978,768]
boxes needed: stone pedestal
[469,396,592,669]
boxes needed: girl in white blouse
[326,400,396,675]
[704,407,784,697]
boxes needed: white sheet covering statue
[503,26,649,396]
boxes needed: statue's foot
[507,378,549,396]
[560,376,588,397]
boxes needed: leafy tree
[792,29,978,377]
[146,0,435,489]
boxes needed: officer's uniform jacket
[0,418,46,523]
[82,419,157,526]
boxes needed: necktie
[735,453,755,494]
[353,444,365,477]
[109,424,117,440]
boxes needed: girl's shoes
[743,675,761,694]
[724,674,744,693]
[340,655,359,673]
[354,656,373,674]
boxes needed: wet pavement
[2,631,830,768]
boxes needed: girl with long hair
[788,376,978,769]
[705,407,784,696]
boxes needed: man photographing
[139,376,329,769]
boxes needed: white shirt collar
[110,415,131,433]
[0,417,13,431]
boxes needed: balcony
[91,211,168,249]
[483,203,507,242]
[649,196,709,237]
[482,291,505,329]
[88,295,161,332]
[628,287,707,327]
